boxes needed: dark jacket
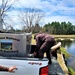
[34,33,56,52]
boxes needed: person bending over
[34,33,60,64]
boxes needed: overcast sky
[0,0,75,29]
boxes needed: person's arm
[0,65,17,72]
[35,37,41,52]
[34,37,41,56]
[0,65,9,71]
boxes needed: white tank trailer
[0,32,32,57]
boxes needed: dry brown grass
[31,34,36,45]
[57,53,69,75]
[52,35,75,38]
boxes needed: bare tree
[0,0,17,31]
[19,8,45,32]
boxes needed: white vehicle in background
[0,32,49,75]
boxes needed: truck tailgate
[0,57,48,75]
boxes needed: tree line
[41,21,75,35]
[6,21,75,35]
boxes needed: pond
[57,40,75,71]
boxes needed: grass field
[51,35,75,38]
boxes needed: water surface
[57,40,75,71]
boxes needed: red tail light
[39,66,48,75]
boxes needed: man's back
[35,33,54,42]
